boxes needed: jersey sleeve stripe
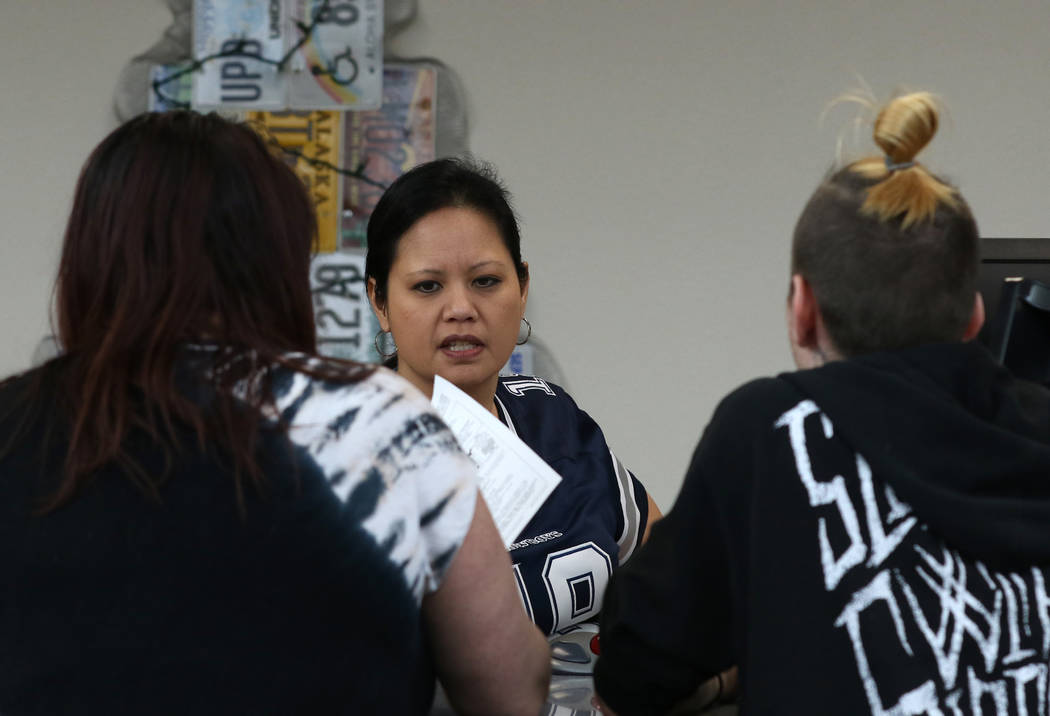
[611,450,642,563]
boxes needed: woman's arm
[641,492,663,544]
[423,497,551,716]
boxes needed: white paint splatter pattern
[777,399,1050,715]
[270,361,478,603]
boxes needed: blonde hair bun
[873,92,940,164]
[851,91,957,227]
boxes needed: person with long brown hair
[594,91,1050,714]
[0,111,548,715]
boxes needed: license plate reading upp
[193,0,287,109]
[192,0,383,110]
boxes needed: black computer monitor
[978,238,1050,384]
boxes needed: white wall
[0,2,171,369]
[3,1,1049,508]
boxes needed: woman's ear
[519,261,530,308]
[366,277,391,332]
[961,291,985,341]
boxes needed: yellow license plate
[247,110,343,253]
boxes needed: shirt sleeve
[356,369,479,597]
[276,365,479,603]
[411,418,479,593]
[609,449,649,564]
[558,382,650,565]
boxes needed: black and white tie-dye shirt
[269,359,479,603]
[0,352,479,714]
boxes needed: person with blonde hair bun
[593,91,1050,714]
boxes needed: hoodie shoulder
[708,376,808,434]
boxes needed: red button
[590,634,601,655]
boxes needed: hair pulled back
[850,92,960,228]
[792,91,979,357]
[365,157,527,305]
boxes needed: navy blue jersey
[495,375,649,635]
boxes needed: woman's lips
[440,335,484,359]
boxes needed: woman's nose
[442,285,478,321]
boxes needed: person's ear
[787,274,820,352]
[961,291,985,342]
[367,277,391,333]
[518,261,530,310]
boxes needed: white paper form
[431,376,561,548]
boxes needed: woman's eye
[474,276,502,289]
[413,281,441,294]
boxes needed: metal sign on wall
[124,0,475,365]
[192,0,383,110]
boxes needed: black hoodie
[595,341,1050,715]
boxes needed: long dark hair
[6,111,371,511]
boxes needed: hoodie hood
[781,341,1050,567]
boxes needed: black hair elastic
[884,156,916,172]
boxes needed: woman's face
[369,207,528,406]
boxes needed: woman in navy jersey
[365,158,662,636]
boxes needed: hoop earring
[374,330,397,359]
[516,316,532,346]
